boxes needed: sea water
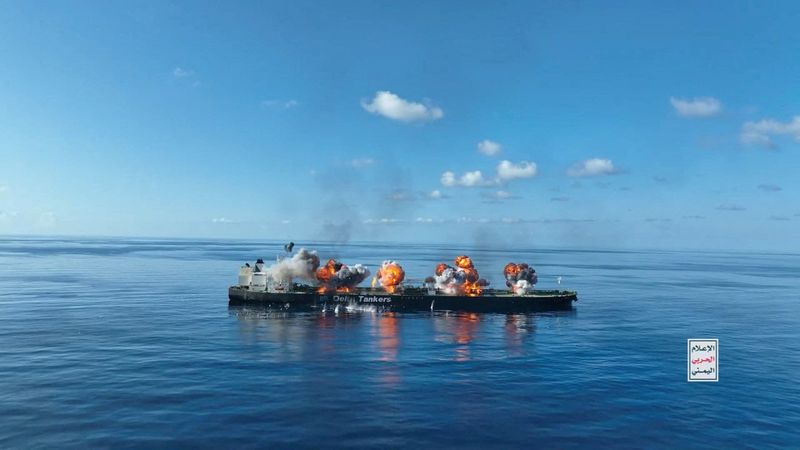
[0,237,798,448]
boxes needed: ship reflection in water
[228,304,576,363]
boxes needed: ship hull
[228,286,577,313]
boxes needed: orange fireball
[316,259,337,284]
[376,261,405,293]
[455,255,473,269]
[504,262,522,278]
[433,255,484,297]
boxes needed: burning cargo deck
[229,247,578,313]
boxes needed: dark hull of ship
[228,286,577,313]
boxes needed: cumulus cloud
[348,158,376,168]
[757,184,782,192]
[361,91,443,122]
[212,217,234,224]
[429,189,444,199]
[477,139,502,156]
[441,170,490,187]
[670,96,722,117]
[497,160,537,182]
[740,116,800,148]
[442,160,538,187]
[567,158,617,177]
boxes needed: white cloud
[477,139,502,156]
[361,91,443,123]
[429,189,442,199]
[212,217,233,224]
[441,170,490,187]
[567,158,617,177]
[173,67,194,78]
[740,116,800,148]
[348,158,376,168]
[281,219,291,224]
[441,172,456,186]
[670,96,722,117]
[497,160,537,181]
[442,160,538,187]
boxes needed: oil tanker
[228,285,577,313]
[228,248,577,313]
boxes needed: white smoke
[512,280,533,295]
[265,248,321,283]
[434,266,468,295]
[504,263,538,295]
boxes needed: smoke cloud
[265,248,321,283]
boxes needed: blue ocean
[1,237,798,448]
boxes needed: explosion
[503,262,538,295]
[265,248,320,284]
[315,258,370,293]
[433,255,489,296]
[372,260,405,293]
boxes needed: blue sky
[1,1,798,250]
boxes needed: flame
[315,258,367,293]
[434,255,484,296]
[504,262,537,295]
[454,255,473,269]
[504,262,522,278]
[376,261,405,294]
[315,259,337,292]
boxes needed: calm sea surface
[1,237,799,448]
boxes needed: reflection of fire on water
[434,313,481,361]
[371,260,405,293]
[432,255,489,296]
[315,258,370,293]
[377,313,399,362]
